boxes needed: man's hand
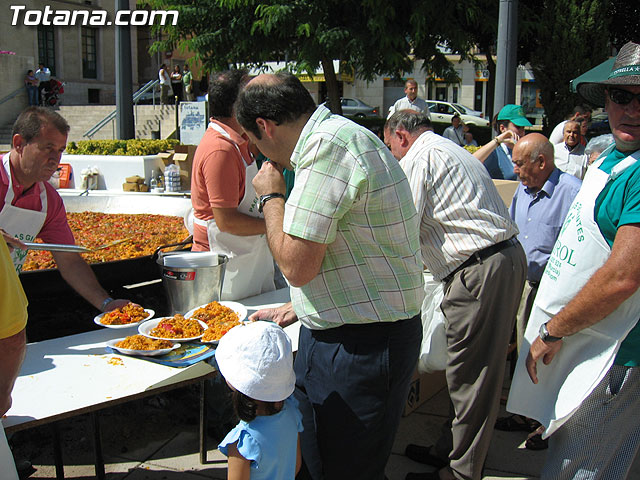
[526,337,563,384]
[253,161,286,197]
[102,298,132,312]
[248,302,298,328]
[497,129,519,147]
[1,229,26,252]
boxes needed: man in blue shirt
[482,105,532,180]
[510,133,582,350]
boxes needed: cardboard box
[125,175,145,184]
[158,152,174,165]
[492,180,519,208]
[122,182,139,192]
[404,369,447,416]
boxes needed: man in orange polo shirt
[190,69,275,300]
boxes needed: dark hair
[27,70,33,75]
[12,106,70,144]
[496,119,511,132]
[573,104,592,115]
[385,110,432,135]
[232,390,282,423]
[208,69,248,120]
[235,72,316,139]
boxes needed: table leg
[51,423,64,479]
[200,378,208,464]
[92,411,105,480]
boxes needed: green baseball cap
[497,104,532,127]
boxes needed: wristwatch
[539,322,563,343]
[258,193,285,213]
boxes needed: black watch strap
[539,322,563,343]
[258,193,285,213]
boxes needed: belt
[443,237,518,284]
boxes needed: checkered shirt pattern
[284,106,424,330]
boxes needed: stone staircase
[58,104,178,143]
[0,104,179,148]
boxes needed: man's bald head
[511,133,555,191]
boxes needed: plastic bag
[81,166,100,190]
[418,271,447,373]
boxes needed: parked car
[427,100,489,127]
[322,97,380,118]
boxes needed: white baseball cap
[215,321,295,402]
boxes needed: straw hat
[578,41,640,107]
[215,321,295,402]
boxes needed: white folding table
[3,287,293,479]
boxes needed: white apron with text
[193,123,274,300]
[508,148,640,437]
[0,153,47,273]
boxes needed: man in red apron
[509,41,640,479]
[190,69,275,301]
[0,107,128,314]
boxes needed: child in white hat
[216,321,302,479]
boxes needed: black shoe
[404,444,448,469]
[15,460,37,479]
[406,471,440,480]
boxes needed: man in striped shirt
[385,110,527,480]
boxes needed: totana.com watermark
[10,5,178,26]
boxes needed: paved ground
[10,380,552,480]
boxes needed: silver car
[322,97,380,118]
[427,101,489,127]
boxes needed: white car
[427,101,490,127]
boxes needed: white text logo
[10,5,179,26]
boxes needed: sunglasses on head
[607,87,640,105]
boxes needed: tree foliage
[522,0,610,133]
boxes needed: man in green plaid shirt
[238,73,424,480]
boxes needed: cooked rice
[115,334,173,350]
[190,301,239,323]
[149,315,204,339]
[101,303,149,325]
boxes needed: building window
[37,26,56,75]
[82,27,97,79]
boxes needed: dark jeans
[294,315,422,480]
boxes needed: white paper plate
[94,309,155,329]
[138,317,208,341]
[184,301,248,323]
[106,338,180,357]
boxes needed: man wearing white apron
[1,107,128,314]
[190,69,274,301]
[508,41,640,479]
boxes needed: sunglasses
[607,87,640,105]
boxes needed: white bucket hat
[215,321,295,402]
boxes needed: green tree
[143,0,424,113]
[523,0,610,133]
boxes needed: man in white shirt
[548,105,592,145]
[388,79,431,119]
[385,110,526,480]
[553,120,589,179]
[442,114,465,146]
[34,63,51,106]
[158,64,171,105]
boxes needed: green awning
[570,57,615,93]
